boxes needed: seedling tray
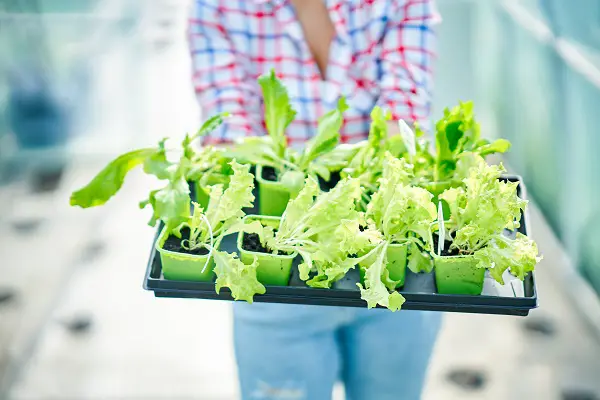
[143,176,537,316]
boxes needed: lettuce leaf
[70,111,228,219]
[357,243,406,311]
[305,257,360,289]
[311,142,365,172]
[141,176,191,231]
[434,101,511,182]
[278,177,321,235]
[271,178,370,287]
[303,219,383,288]
[258,69,297,159]
[354,154,435,310]
[478,139,511,156]
[213,251,265,303]
[300,97,348,171]
[407,243,433,273]
[335,219,383,256]
[277,177,362,243]
[70,148,157,208]
[474,233,542,284]
[204,161,255,234]
[366,154,435,242]
[167,161,263,303]
[193,112,231,140]
[342,107,396,189]
[279,170,306,198]
[143,138,172,180]
[233,73,346,192]
[301,178,363,238]
[368,106,392,150]
[439,158,527,252]
[200,163,264,302]
[435,102,476,180]
[186,146,233,185]
[226,136,287,170]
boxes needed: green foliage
[438,155,541,283]
[433,101,511,182]
[474,233,542,285]
[439,155,527,252]
[70,112,230,228]
[70,148,157,208]
[356,154,437,311]
[335,107,407,208]
[258,69,296,159]
[69,71,542,310]
[172,162,265,302]
[230,69,348,194]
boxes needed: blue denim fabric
[233,303,441,400]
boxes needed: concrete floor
[2,1,600,399]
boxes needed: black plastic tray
[143,176,537,316]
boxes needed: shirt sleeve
[377,0,440,130]
[189,1,263,144]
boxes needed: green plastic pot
[237,215,296,286]
[155,226,215,282]
[428,225,485,295]
[193,174,230,209]
[434,255,484,295]
[255,165,291,216]
[359,243,408,289]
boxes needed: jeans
[233,303,442,400]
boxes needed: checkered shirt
[189,0,439,145]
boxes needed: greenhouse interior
[1,0,600,399]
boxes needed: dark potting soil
[432,232,461,257]
[163,227,209,256]
[242,232,290,255]
[318,171,341,191]
[262,166,278,182]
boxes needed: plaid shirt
[189,0,439,145]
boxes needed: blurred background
[1,0,599,399]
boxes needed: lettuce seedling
[328,107,406,209]
[70,113,230,231]
[250,176,380,288]
[172,161,266,302]
[227,69,348,195]
[438,155,542,283]
[356,154,437,311]
[186,143,234,190]
[434,101,511,182]
[401,101,511,187]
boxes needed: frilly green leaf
[213,251,265,303]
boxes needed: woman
[189,1,441,398]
